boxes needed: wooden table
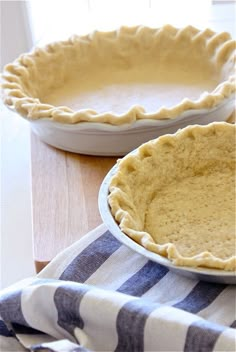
[31,134,117,272]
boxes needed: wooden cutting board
[31,133,117,272]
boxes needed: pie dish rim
[105,122,236,271]
[1,24,235,126]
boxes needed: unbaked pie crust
[1,25,235,125]
[108,122,236,271]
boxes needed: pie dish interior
[2,25,235,125]
[108,122,236,271]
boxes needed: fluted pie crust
[108,122,236,271]
[1,25,235,125]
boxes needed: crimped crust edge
[1,25,235,126]
[108,122,236,271]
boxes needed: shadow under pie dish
[99,122,236,282]
[1,25,235,155]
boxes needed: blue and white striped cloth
[0,224,236,352]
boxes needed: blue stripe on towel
[60,231,122,282]
[115,299,159,352]
[54,284,91,335]
[230,320,236,328]
[0,320,14,337]
[0,290,29,328]
[173,281,227,314]
[184,319,225,352]
[117,261,169,297]
[12,323,44,335]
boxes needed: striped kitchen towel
[0,224,235,352]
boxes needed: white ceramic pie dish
[2,25,235,155]
[98,163,236,284]
[28,99,234,155]
[98,123,236,284]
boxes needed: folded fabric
[0,224,235,352]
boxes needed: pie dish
[107,122,236,271]
[1,25,235,155]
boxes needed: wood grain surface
[31,133,117,272]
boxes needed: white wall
[0,0,33,69]
[0,1,35,289]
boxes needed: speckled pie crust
[108,122,236,271]
[1,25,235,125]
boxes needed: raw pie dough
[108,122,236,271]
[43,64,218,115]
[2,25,235,125]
